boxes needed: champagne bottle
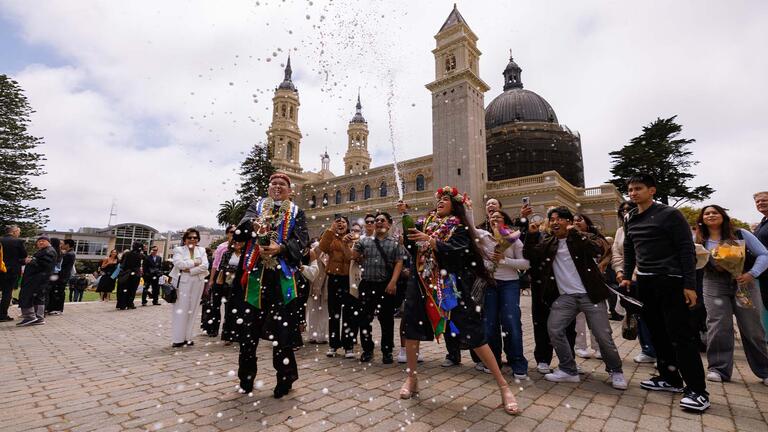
[402,213,416,255]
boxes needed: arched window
[379,182,387,197]
[335,190,342,205]
[310,195,316,209]
[286,141,294,159]
[364,185,371,200]
[322,193,328,207]
[289,106,294,119]
[416,174,425,191]
[281,105,287,118]
[349,188,356,202]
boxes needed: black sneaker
[382,353,393,364]
[680,389,710,412]
[31,318,46,325]
[16,317,38,326]
[359,351,373,363]
[640,376,684,393]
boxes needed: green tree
[237,142,275,205]
[216,199,246,227]
[0,75,48,234]
[608,116,713,207]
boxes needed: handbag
[160,276,180,304]
[622,313,638,340]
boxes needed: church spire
[350,90,366,124]
[502,51,523,91]
[278,55,296,91]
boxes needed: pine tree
[0,75,48,233]
[608,116,713,206]
[236,142,275,205]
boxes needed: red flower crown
[435,186,467,204]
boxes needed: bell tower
[343,93,372,175]
[266,56,303,174]
[426,4,490,222]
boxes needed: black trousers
[638,274,707,394]
[116,276,140,309]
[238,307,298,388]
[445,333,482,364]
[327,274,357,350]
[0,271,19,318]
[142,274,160,305]
[531,288,576,365]
[46,280,66,313]
[359,280,397,355]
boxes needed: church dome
[485,55,558,129]
[485,89,558,129]
[349,94,366,124]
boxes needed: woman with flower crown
[402,186,520,415]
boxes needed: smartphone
[521,196,530,206]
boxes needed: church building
[264,5,622,235]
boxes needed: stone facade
[259,6,623,237]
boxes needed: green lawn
[11,287,142,303]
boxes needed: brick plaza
[2,296,767,432]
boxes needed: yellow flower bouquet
[711,241,753,308]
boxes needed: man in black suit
[48,239,76,315]
[0,225,27,321]
[17,236,57,326]
[142,245,163,306]
[753,192,768,322]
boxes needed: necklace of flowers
[423,215,461,243]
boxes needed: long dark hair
[695,205,736,244]
[617,201,636,228]
[447,198,492,283]
[574,213,605,239]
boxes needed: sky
[1,0,767,231]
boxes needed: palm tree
[217,199,246,227]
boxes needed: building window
[379,182,387,197]
[281,105,287,118]
[349,188,356,202]
[287,141,294,159]
[445,54,456,73]
[416,174,425,191]
[322,193,328,207]
[289,106,294,119]
[75,240,108,257]
[364,184,371,200]
[335,190,342,205]
[310,195,316,208]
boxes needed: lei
[422,215,461,244]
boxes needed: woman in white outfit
[170,228,209,347]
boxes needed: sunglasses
[365,220,375,224]
[186,237,199,240]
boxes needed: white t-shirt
[552,239,587,295]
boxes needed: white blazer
[169,246,209,281]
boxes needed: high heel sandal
[399,376,419,399]
[500,385,520,415]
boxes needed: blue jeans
[484,279,527,374]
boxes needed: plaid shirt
[353,235,406,282]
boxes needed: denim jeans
[484,279,528,374]
[637,316,657,357]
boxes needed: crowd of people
[3,173,768,416]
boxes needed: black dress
[403,223,486,349]
[96,262,118,293]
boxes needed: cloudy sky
[2,0,767,231]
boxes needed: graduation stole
[416,215,462,341]
[241,198,300,309]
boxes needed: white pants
[171,274,205,344]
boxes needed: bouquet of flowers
[492,223,521,253]
[711,240,753,308]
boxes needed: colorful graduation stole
[241,198,300,309]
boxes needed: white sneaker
[474,362,485,372]
[344,350,356,359]
[594,351,602,360]
[762,377,768,386]
[513,373,529,380]
[577,365,585,375]
[482,366,491,374]
[417,352,424,363]
[706,371,722,382]
[611,372,628,390]
[575,348,592,359]
[397,348,407,363]
[536,362,552,374]
[544,369,580,383]
[326,348,337,357]
[633,353,657,364]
